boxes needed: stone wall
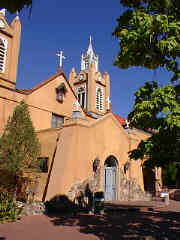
[119,170,151,201]
[67,168,151,202]
[16,201,45,216]
[67,166,100,201]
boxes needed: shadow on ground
[46,206,180,240]
[44,190,180,240]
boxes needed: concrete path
[0,215,98,240]
[0,200,180,240]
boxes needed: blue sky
[6,0,171,117]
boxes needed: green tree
[0,101,41,193]
[113,0,180,82]
[128,81,180,168]
[113,1,180,170]
[0,0,32,14]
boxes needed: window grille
[0,38,7,73]
[96,86,104,111]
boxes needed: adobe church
[0,11,161,202]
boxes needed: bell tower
[69,37,111,118]
[81,36,98,72]
[0,10,21,89]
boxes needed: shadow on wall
[44,184,95,215]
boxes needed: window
[77,86,86,109]
[56,83,67,102]
[79,74,84,81]
[57,90,63,101]
[0,37,7,73]
[38,157,48,173]
[96,86,104,111]
[51,114,64,128]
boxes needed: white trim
[0,37,7,73]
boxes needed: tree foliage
[113,0,180,82]
[0,0,32,14]
[128,81,180,168]
[0,101,41,176]
[113,0,180,168]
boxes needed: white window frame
[0,37,7,73]
[96,86,104,111]
[76,85,86,109]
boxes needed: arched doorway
[143,166,155,194]
[103,156,118,201]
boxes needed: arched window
[96,86,104,111]
[77,86,86,109]
[0,37,7,73]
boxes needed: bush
[0,193,23,223]
[45,195,76,214]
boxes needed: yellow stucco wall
[45,113,145,201]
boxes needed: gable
[26,73,85,119]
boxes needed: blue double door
[103,166,117,201]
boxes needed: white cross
[56,50,66,68]
[106,96,111,110]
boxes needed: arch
[103,155,118,201]
[104,155,118,167]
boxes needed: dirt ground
[0,200,180,240]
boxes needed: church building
[0,11,161,202]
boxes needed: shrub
[45,195,76,214]
[0,193,23,223]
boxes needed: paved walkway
[0,200,180,240]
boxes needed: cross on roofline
[56,50,66,68]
